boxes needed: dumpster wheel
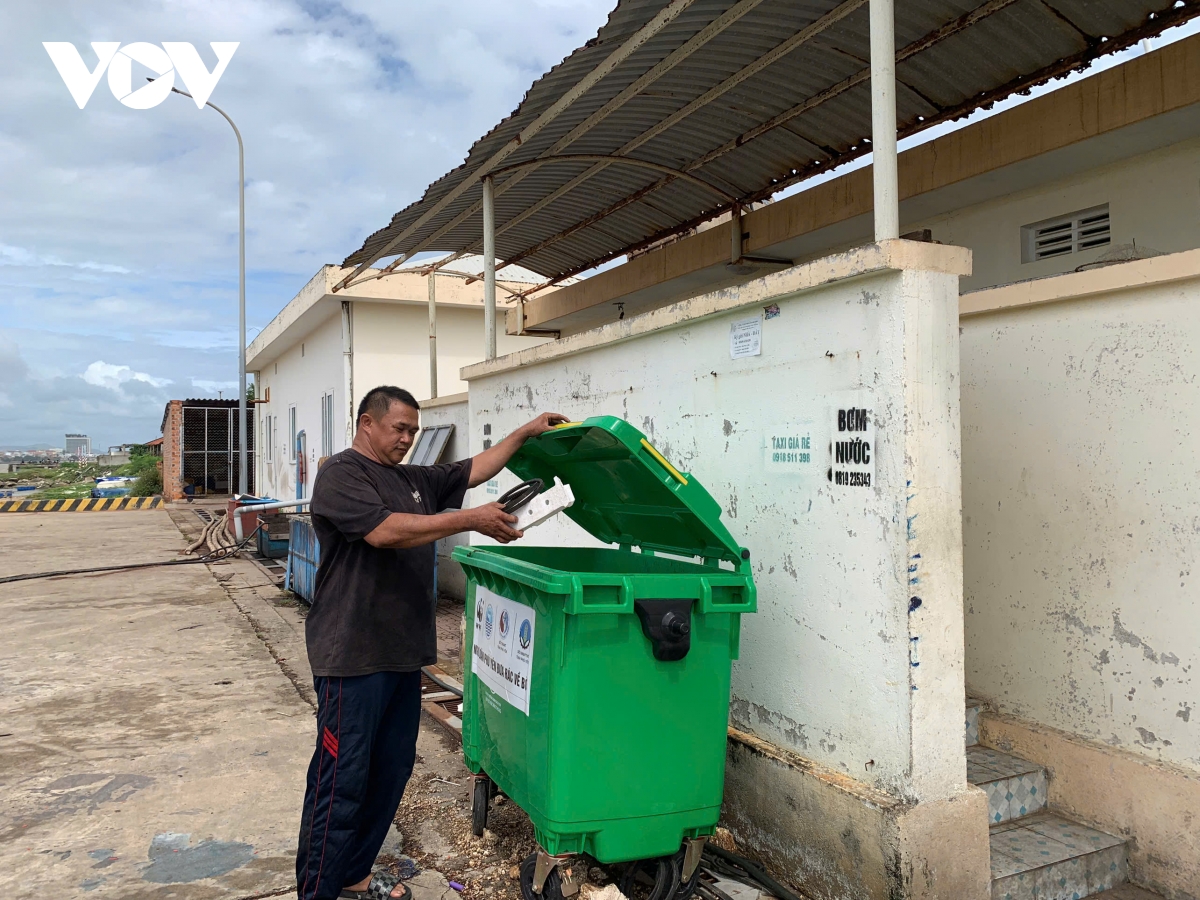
[519,853,565,900]
[672,846,703,900]
[471,774,492,838]
[618,856,678,900]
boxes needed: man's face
[361,400,420,466]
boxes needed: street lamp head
[145,76,192,99]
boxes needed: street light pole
[166,84,248,495]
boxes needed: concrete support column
[428,274,439,399]
[870,0,900,242]
[341,300,354,448]
[482,175,497,361]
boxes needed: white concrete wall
[255,313,343,500]
[353,302,542,404]
[962,269,1200,772]
[919,138,1200,293]
[463,245,970,804]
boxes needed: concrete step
[969,745,1048,824]
[990,812,1128,900]
[1090,886,1164,899]
[967,696,985,746]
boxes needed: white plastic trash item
[511,476,575,532]
[580,886,628,900]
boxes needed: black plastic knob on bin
[634,599,695,661]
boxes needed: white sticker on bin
[470,586,535,715]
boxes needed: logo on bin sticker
[471,587,535,716]
[476,601,484,624]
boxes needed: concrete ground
[0,507,314,900]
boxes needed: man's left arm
[468,412,569,488]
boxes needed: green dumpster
[453,416,756,900]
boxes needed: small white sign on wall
[470,586,536,714]
[830,405,875,489]
[764,426,814,473]
[729,316,762,359]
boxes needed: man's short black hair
[357,386,419,427]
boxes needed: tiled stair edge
[976,709,1200,900]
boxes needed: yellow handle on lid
[640,439,688,485]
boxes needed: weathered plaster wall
[961,273,1200,772]
[464,244,983,898]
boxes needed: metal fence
[181,405,255,496]
[286,514,319,603]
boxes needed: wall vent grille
[1022,205,1110,263]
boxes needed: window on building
[320,392,335,457]
[262,417,273,464]
[289,406,297,462]
[1021,204,1110,263]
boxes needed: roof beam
[490,154,739,201]
[500,0,1019,273]
[332,0,699,291]
[405,0,770,277]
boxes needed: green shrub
[130,466,163,497]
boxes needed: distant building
[64,434,91,458]
[158,399,254,500]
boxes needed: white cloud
[0,242,131,274]
[82,360,172,390]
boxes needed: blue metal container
[91,486,132,498]
[286,514,319,602]
[256,526,290,559]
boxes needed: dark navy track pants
[296,671,422,900]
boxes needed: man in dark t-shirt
[296,385,566,900]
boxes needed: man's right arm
[363,504,523,549]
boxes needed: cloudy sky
[0,0,612,449]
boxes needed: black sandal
[340,872,413,900]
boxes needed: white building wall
[254,299,545,500]
[352,302,542,403]
[962,268,1200,772]
[256,313,343,500]
[917,137,1200,293]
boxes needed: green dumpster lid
[505,415,748,566]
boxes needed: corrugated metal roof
[342,0,1197,288]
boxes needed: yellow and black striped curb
[0,496,164,512]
